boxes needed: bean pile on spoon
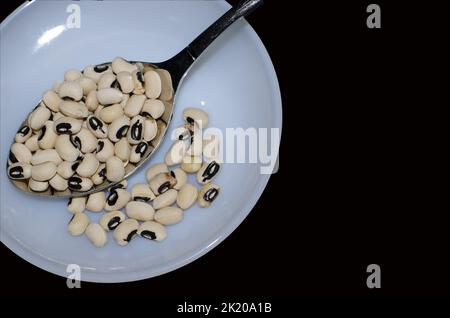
[7,57,172,195]
[67,107,221,247]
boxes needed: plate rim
[0,0,282,283]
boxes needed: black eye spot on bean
[94,65,108,73]
[68,177,83,190]
[134,196,150,202]
[8,166,24,179]
[204,188,219,202]
[158,181,171,194]
[135,142,148,156]
[170,170,176,178]
[136,71,144,84]
[140,111,151,117]
[56,122,72,134]
[89,116,103,131]
[107,216,121,230]
[71,161,80,171]
[9,151,18,164]
[98,167,107,178]
[186,117,195,125]
[109,183,125,192]
[116,125,129,139]
[17,126,30,136]
[130,121,143,140]
[140,230,156,240]
[201,161,220,182]
[37,125,47,141]
[96,140,105,153]
[125,230,137,242]
[106,191,119,206]
[70,136,82,150]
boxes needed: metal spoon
[8,0,263,197]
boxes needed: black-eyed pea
[198,183,220,208]
[186,126,202,156]
[87,115,108,138]
[108,116,130,142]
[7,162,32,180]
[42,90,62,112]
[68,176,93,192]
[59,101,89,119]
[144,70,162,99]
[67,196,86,214]
[104,188,130,211]
[172,168,187,190]
[86,90,99,111]
[130,141,149,163]
[196,160,221,185]
[73,128,97,153]
[181,155,202,173]
[85,223,107,247]
[76,153,99,178]
[100,103,124,124]
[112,57,137,74]
[57,160,79,179]
[131,70,145,95]
[58,81,83,101]
[150,119,166,147]
[91,163,106,185]
[28,105,51,130]
[114,138,131,161]
[9,143,32,164]
[54,116,82,134]
[183,108,209,129]
[127,115,144,144]
[64,69,82,81]
[164,139,190,166]
[145,163,168,183]
[125,201,154,221]
[149,172,177,195]
[141,99,165,119]
[31,162,57,181]
[176,183,198,210]
[77,76,97,96]
[154,68,173,102]
[68,212,90,236]
[37,121,58,149]
[116,71,134,93]
[106,156,125,182]
[97,72,117,89]
[86,191,106,212]
[124,94,146,117]
[97,88,123,105]
[28,178,49,192]
[49,173,68,191]
[113,218,139,246]
[15,125,32,143]
[138,221,167,241]
[25,135,39,152]
[131,183,155,202]
[143,118,158,142]
[154,206,183,225]
[30,149,62,165]
[83,64,112,83]
[100,210,125,231]
[153,189,178,210]
[95,138,114,162]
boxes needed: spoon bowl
[7,0,263,198]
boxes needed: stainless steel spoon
[8,0,263,197]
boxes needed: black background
[0,0,448,299]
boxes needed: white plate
[0,0,281,283]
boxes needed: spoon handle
[160,0,264,88]
[188,0,264,59]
